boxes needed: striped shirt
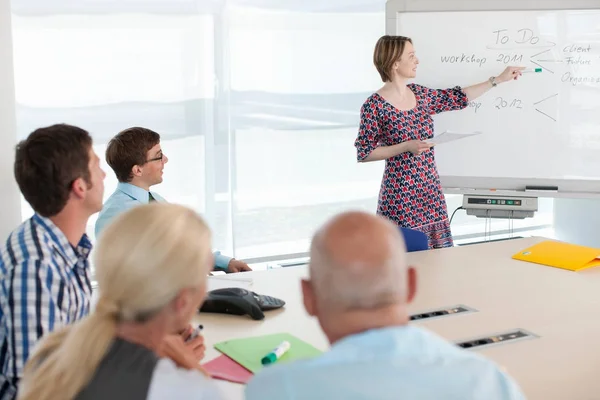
[0,215,93,400]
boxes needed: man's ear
[131,164,143,178]
[406,266,417,303]
[301,279,317,317]
[71,177,87,199]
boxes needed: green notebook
[214,332,323,373]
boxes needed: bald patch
[309,211,408,312]
[320,212,397,270]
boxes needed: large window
[11,1,554,262]
[227,7,385,258]
[12,12,215,245]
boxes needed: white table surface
[194,237,600,400]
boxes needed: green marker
[523,68,543,73]
[261,341,291,365]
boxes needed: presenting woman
[355,35,524,248]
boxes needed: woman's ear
[171,288,194,316]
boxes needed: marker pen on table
[261,341,291,365]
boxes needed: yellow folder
[512,240,600,271]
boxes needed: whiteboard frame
[386,0,600,198]
[387,0,600,23]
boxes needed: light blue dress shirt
[245,325,527,400]
[95,182,232,269]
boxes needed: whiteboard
[387,2,600,196]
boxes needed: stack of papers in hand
[425,130,482,145]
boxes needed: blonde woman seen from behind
[17,203,222,400]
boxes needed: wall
[0,0,21,238]
[554,199,600,247]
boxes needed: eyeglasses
[146,153,165,163]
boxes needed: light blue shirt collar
[117,182,153,204]
[97,182,231,269]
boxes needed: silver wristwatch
[489,76,497,87]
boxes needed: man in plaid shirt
[0,124,105,399]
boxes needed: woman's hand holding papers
[405,140,433,156]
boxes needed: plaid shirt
[0,215,92,399]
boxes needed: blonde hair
[18,203,213,400]
[373,35,413,82]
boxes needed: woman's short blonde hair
[373,35,413,82]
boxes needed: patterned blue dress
[354,83,468,248]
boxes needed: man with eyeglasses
[95,127,251,274]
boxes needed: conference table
[194,236,600,400]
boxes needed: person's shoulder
[408,83,431,95]
[408,83,438,106]
[0,220,26,272]
[362,92,383,106]
[246,355,326,399]
[95,188,142,237]
[103,186,137,207]
[147,358,224,400]
[245,362,292,399]
[360,93,385,115]
[409,83,464,95]
[0,216,54,272]
[97,188,138,221]
[0,217,29,253]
